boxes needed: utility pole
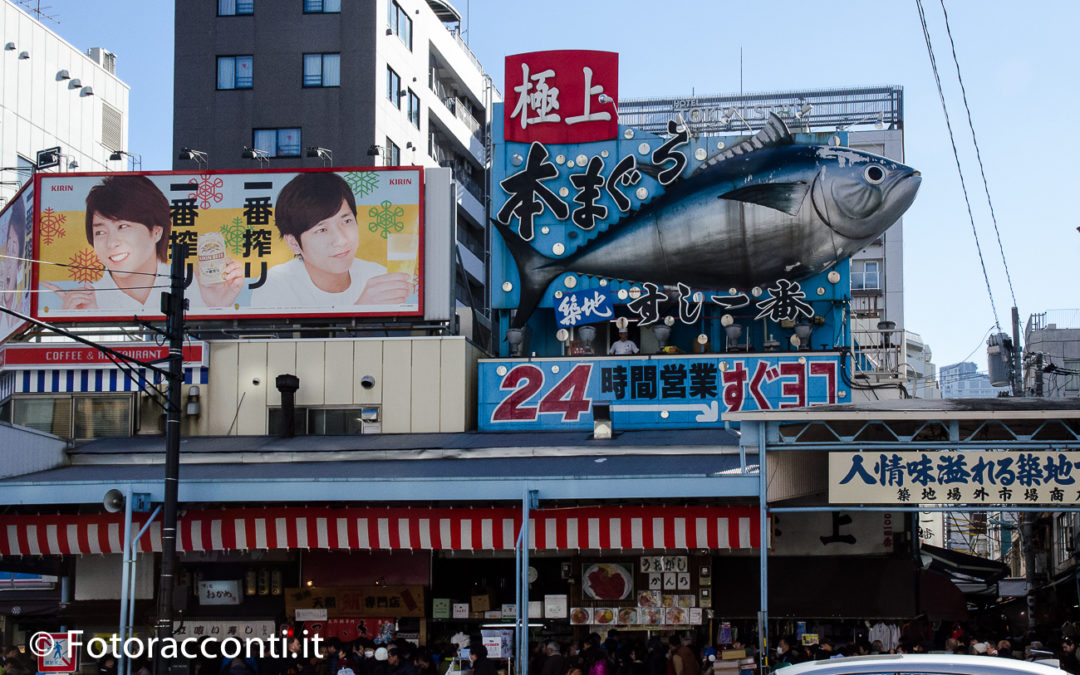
[1011,307,1023,397]
[0,246,186,671]
[1011,305,1038,638]
[1035,353,1044,397]
[154,244,186,675]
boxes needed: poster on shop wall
[303,618,396,643]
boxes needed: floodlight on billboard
[32,168,424,322]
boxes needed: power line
[0,253,171,278]
[914,0,1002,332]
[0,285,168,294]
[949,324,996,365]
[937,0,1017,308]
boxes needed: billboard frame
[28,165,425,323]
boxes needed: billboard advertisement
[479,353,846,431]
[0,183,34,343]
[32,168,423,321]
[489,50,919,357]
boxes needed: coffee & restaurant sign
[285,585,425,618]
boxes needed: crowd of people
[5,628,1080,675]
[772,630,1080,672]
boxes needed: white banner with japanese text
[830,451,1080,505]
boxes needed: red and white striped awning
[0,505,760,556]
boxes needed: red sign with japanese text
[504,50,619,144]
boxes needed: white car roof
[778,654,1066,675]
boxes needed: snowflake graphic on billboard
[368,200,405,239]
[68,248,105,283]
[345,171,379,198]
[39,208,67,245]
[221,217,251,257]
[188,174,225,210]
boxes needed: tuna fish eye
[864,165,886,185]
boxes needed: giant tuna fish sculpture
[495,113,921,326]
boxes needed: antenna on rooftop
[16,0,59,25]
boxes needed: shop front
[0,440,762,656]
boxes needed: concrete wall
[1025,326,1080,397]
[0,421,66,477]
[175,336,481,436]
[0,0,129,204]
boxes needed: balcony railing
[430,72,485,143]
[852,327,905,381]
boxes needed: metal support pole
[118,487,134,675]
[154,244,185,675]
[126,506,161,675]
[1011,307,1023,397]
[1023,515,1037,637]
[516,490,537,675]
[757,425,769,671]
[1035,353,1044,397]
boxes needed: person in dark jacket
[540,642,565,675]
[469,644,497,675]
[645,638,667,675]
[1060,638,1080,675]
[387,648,417,675]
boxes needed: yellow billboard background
[33,169,423,319]
[35,204,420,283]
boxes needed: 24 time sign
[478,354,846,431]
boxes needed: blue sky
[37,0,1078,370]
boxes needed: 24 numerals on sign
[492,364,593,422]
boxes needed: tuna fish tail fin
[492,219,566,328]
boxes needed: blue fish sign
[493,113,920,327]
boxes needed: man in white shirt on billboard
[608,329,639,355]
[250,172,412,309]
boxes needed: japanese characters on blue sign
[480,354,846,431]
[830,451,1080,505]
[556,289,613,327]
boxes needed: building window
[386,66,401,108]
[217,56,254,90]
[851,260,881,291]
[219,0,254,15]
[303,0,340,13]
[254,128,301,157]
[303,53,340,87]
[385,138,400,166]
[407,89,420,128]
[268,406,379,435]
[387,0,412,50]
[9,394,134,439]
[1057,514,1074,565]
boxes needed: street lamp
[109,150,142,172]
[306,146,333,167]
[241,147,270,168]
[178,147,208,171]
[367,144,385,166]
